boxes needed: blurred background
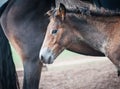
[0,0,7,6]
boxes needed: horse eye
[52,29,58,34]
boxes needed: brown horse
[40,3,120,76]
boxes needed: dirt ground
[18,56,120,89]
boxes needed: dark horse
[0,1,19,89]
[0,0,51,89]
[40,3,120,78]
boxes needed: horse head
[39,3,73,64]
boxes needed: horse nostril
[48,57,51,64]
[40,55,44,61]
[40,53,53,64]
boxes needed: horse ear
[58,3,66,21]
[46,10,54,16]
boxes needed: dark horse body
[0,1,19,89]
[0,0,111,89]
[1,0,52,89]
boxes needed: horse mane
[66,6,120,17]
[56,0,90,9]
[56,0,120,17]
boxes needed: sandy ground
[18,56,120,89]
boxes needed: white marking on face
[39,48,55,64]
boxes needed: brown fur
[40,4,120,75]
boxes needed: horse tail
[0,1,20,89]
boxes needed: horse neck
[84,15,120,28]
[64,14,120,52]
[66,14,120,34]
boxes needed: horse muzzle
[39,48,55,64]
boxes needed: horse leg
[107,47,120,77]
[108,57,120,77]
[23,58,43,89]
[117,70,120,76]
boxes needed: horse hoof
[117,70,120,77]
